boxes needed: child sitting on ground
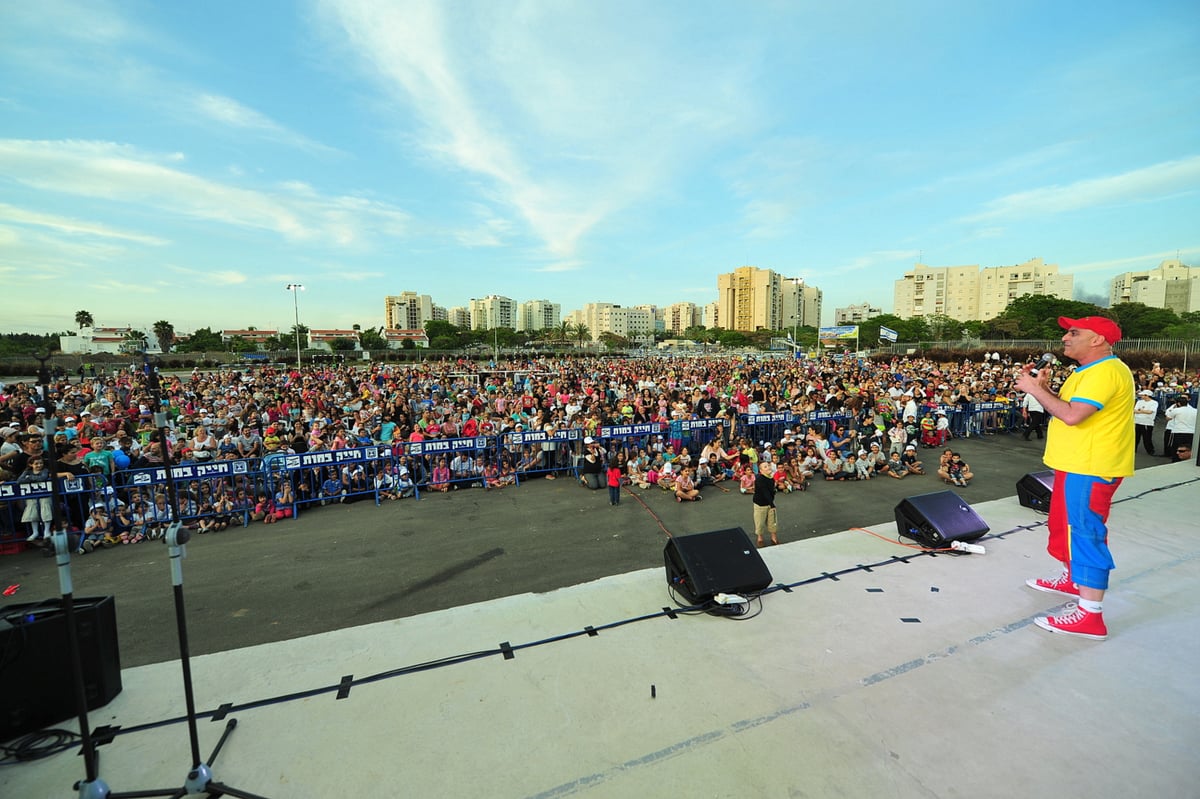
[854,450,873,480]
[886,451,910,479]
[901,444,925,475]
[738,463,757,494]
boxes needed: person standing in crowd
[752,460,778,548]
[1164,394,1195,461]
[1021,386,1046,441]
[1015,316,1134,641]
[1132,389,1158,455]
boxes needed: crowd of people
[0,349,1194,553]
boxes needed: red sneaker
[1034,605,1107,640]
[1025,572,1079,598]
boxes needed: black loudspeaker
[1017,470,1054,512]
[664,527,773,604]
[894,491,989,548]
[0,596,122,742]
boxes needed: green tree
[1107,302,1180,339]
[227,337,258,354]
[74,310,94,329]
[858,314,905,344]
[152,320,176,352]
[715,329,748,347]
[923,314,965,342]
[330,337,357,352]
[178,327,225,352]
[552,320,574,347]
[990,294,1103,339]
[599,332,630,350]
[573,323,591,347]
[121,329,148,353]
[358,326,387,351]
[424,320,461,346]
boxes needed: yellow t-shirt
[1044,356,1135,478]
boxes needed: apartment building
[834,303,882,325]
[783,278,823,330]
[717,266,783,331]
[665,302,702,334]
[1109,259,1199,314]
[894,258,1070,321]
[468,295,516,330]
[977,258,1073,320]
[577,303,655,341]
[384,292,435,331]
[516,299,561,333]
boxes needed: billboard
[819,325,859,346]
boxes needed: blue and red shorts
[1047,470,1121,590]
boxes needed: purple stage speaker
[894,491,989,548]
[664,527,772,605]
[1017,470,1054,512]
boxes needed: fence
[882,339,1198,359]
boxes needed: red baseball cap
[1058,316,1122,345]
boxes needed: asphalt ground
[0,427,1174,667]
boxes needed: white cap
[584,436,594,444]
[906,444,916,450]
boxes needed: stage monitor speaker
[664,527,772,605]
[1017,470,1054,512]
[0,596,122,743]
[894,491,989,548]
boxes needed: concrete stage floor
[1,445,1197,797]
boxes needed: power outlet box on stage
[0,596,122,743]
[664,528,772,605]
[894,491,989,548]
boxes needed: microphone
[1030,353,1054,377]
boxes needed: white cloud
[191,93,340,155]
[822,249,921,277]
[0,203,167,245]
[0,139,410,248]
[316,0,757,259]
[167,265,248,285]
[532,261,582,273]
[1064,247,1200,275]
[966,155,1200,222]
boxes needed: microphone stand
[106,357,268,799]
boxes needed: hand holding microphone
[1029,352,1055,377]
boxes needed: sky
[1,0,1198,336]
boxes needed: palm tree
[75,310,94,329]
[121,329,148,354]
[573,323,591,348]
[152,320,176,352]
[554,320,573,347]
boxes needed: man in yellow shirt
[1014,316,1134,641]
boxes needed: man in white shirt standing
[1021,390,1046,440]
[1132,389,1158,455]
[1164,394,1196,462]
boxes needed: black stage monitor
[1017,470,1055,512]
[664,527,772,605]
[0,596,122,743]
[894,491,989,548]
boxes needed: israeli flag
[880,326,899,342]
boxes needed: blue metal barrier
[500,428,583,482]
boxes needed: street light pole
[285,283,304,370]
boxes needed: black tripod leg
[205,718,238,768]
[206,783,271,799]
